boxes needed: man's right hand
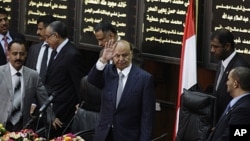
[100,39,117,63]
[52,118,63,130]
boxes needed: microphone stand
[23,116,37,129]
[35,114,41,131]
[47,103,53,141]
[61,101,85,135]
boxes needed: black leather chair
[71,76,100,134]
[176,89,215,141]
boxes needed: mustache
[15,60,23,63]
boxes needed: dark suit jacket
[213,53,250,124]
[0,31,26,66]
[88,64,155,141]
[25,42,44,70]
[44,41,88,125]
[208,94,250,141]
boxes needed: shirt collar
[55,38,69,53]
[230,93,250,107]
[117,63,132,77]
[0,31,11,40]
[222,51,236,68]
[9,63,23,76]
[42,41,49,47]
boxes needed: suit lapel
[32,43,44,69]
[110,66,119,108]
[116,65,139,109]
[216,94,250,127]
[216,55,238,90]
[0,44,5,58]
[22,67,29,95]
[47,42,68,73]
[2,65,13,95]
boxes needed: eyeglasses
[45,33,55,39]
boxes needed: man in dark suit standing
[0,40,52,132]
[210,28,249,125]
[44,21,88,138]
[25,15,56,131]
[207,67,250,141]
[76,22,144,133]
[88,40,155,141]
[0,8,26,66]
[25,15,56,83]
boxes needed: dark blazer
[0,31,26,66]
[44,41,88,126]
[88,64,155,141]
[25,42,44,70]
[208,94,250,141]
[213,53,249,124]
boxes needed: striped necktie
[9,72,22,125]
[2,36,8,55]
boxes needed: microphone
[39,91,56,113]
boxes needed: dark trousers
[105,128,114,141]
[6,117,23,132]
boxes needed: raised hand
[100,39,117,63]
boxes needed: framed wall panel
[138,0,189,64]
[203,0,250,70]
[77,0,137,51]
[22,0,76,42]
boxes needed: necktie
[224,103,231,115]
[40,44,49,83]
[2,36,8,55]
[9,72,22,125]
[116,72,124,108]
[47,49,57,71]
[216,64,224,90]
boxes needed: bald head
[113,40,133,71]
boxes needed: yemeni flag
[173,0,197,140]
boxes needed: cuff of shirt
[96,59,107,70]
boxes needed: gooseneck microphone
[39,91,56,114]
[23,92,57,130]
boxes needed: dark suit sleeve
[140,75,155,141]
[35,73,55,122]
[230,102,250,125]
[68,49,89,102]
[25,44,37,69]
[87,64,105,89]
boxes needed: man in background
[44,21,88,138]
[210,28,250,125]
[0,8,26,66]
[207,67,250,141]
[0,40,52,132]
[88,40,155,141]
[25,15,56,131]
[94,21,142,66]
[25,15,56,84]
